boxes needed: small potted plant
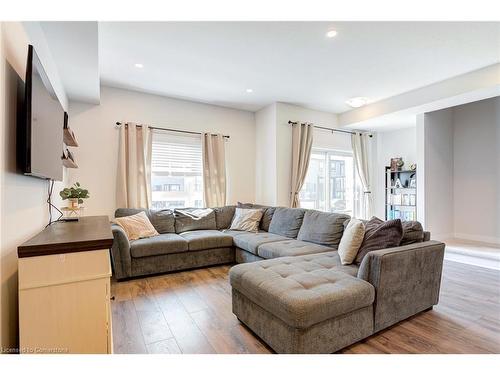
[60,182,90,209]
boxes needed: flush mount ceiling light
[346,97,369,108]
[134,63,144,68]
[326,29,338,38]
[246,88,253,93]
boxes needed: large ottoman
[229,254,375,353]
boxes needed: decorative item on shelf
[390,157,404,171]
[402,194,410,206]
[394,178,403,188]
[59,182,89,221]
[62,148,78,168]
[410,163,417,171]
[409,178,417,188]
[63,111,79,147]
[410,194,416,206]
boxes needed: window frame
[299,147,360,216]
[150,130,204,210]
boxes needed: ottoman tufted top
[229,253,375,329]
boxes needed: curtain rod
[288,121,373,137]
[115,122,230,139]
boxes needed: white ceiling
[98,22,500,114]
[40,22,100,104]
[38,21,500,126]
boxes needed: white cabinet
[17,216,114,354]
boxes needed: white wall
[255,103,277,205]
[373,127,417,218]
[418,108,455,238]
[68,86,256,218]
[452,97,500,243]
[0,22,68,350]
[417,97,500,243]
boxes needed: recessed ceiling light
[246,88,253,93]
[326,30,338,38]
[346,97,369,108]
[134,63,144,68]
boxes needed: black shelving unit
[385,167,417,221]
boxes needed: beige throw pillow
[114,211,159,241]
[338,218,365,265]
[229,208,263,233]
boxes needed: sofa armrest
[110,224,132,280]
[357,240,445,332]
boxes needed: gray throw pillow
[400,221,424,245]
[214,206,236,230]
[174,208,217,233]
[268,207,305,238]
[355,217,403,264]
[297,210,350,247]
[237,202,276,231]
[148,209,175,234]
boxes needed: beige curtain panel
[351,132,373,219]
[202,133,227,207]
[290,122,314,208]
[116,123,152,209]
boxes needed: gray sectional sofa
[111,205,354,279]
[110,204,445,353]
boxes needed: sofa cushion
[257,239,334,259]
[214,206,236,230]
[222,229,253,237]
[233,232,289,255]
[230,208,263,233]
[237,202,276,231]
[114,211,159,241]
[115,208,145,218]
[130,233,188,258]
[268,207,305,238]
[115,208,175,234]
[148,209,176,234]
[338,218,365,265]
[179,230,233,251]
[400,221,424,245]
[229,253,373,328]
[355,217,404,264]
[297,210,350,247]
[174,208,217,233]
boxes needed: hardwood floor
[111,259,500,354]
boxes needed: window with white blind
[151,131,203,209]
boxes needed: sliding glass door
[299,148,359,216]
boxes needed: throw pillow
[229,208,263,233]
[355,217,403,264]
[114,211,159,241]
[400,221,424,245]
[214,206,236,230]
[338,218,366,265]
[297,210,351,247]
[174,208,217,233]
[268,207,305,238]
[237,202,276,231]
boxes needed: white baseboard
[453,233,500,246]
[431,233,454,242]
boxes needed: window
[299,149,360,216]
[151,131,203,209]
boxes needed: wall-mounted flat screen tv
[18,44,64,181]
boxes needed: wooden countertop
[18,216,114,258]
